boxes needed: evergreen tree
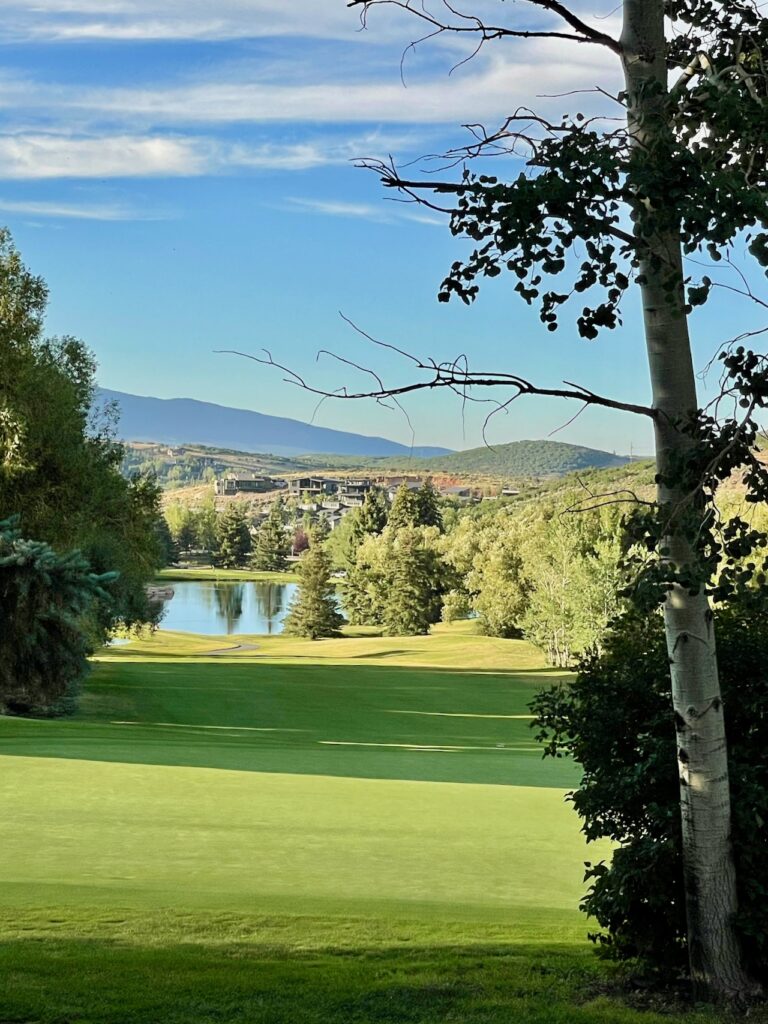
[309,514,330,544]
[358,487,388,534]
[387,483,419,532]
[283,543,344,639]
[217,503,251,568]
[382,528,434,636]
[252,499,290,571]
[153,516,177,567]
[0,517,114,715]
[416,479,443,530]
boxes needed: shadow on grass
[1,660,577,787]
[0,934,707,1024]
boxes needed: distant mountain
[96,388,452,459]
[378,439,630,477]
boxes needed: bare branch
[348,0,622,52]
[216,317,657,422]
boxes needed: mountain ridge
[96,388,452,458]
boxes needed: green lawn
[157,566,299,583]
[0,626,743,1023]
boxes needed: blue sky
[0,1,761,454]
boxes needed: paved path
[202,642,260,656]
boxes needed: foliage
[381,441,630,479]
[387,483,420,532]
[0,231,166,640]
[325,508,364,572]
[292,527,310,556]
[383,527,446,636]
[441,497,623,660]
[217,503,252,569]
[518,502,625,667]
[251,499,290,572]
[0,517,114,715]
[416,478,443,530]
[531,596,768,983]
[283,543,344,639]
[442,510,527,637]
[326,487,389,573]
[358,486,389,534]
[623,350,768,613]
[341,524,450,632]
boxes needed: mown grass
[0,625,749,1023]
[156,566,300,583]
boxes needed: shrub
[0,517,114,715]
[530,597,768,982]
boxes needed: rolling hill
[97,388,451,459]
[378,439,632,477]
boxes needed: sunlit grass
[1,622,739,1023]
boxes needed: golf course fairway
[0,625,726,1022]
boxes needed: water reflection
[214,584,245,632]
[160,581,298,635]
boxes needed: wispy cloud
[286,196,446,228]
[0,0,620,47]
[0,196,158,219]
[56,50,617,125]
[0,132,408,179]
[0,1,361,43]
[286,197,389,221]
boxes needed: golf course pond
[158,580,298,635]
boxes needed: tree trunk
[620,0,755,1001]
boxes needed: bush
[530,597,768,982]
[0,517,114,716]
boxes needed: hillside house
[439,485,475,502]
[214,473,276,497]
[336,478,372,506]
[287,476,339,499]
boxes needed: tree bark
[620,0,755,1001]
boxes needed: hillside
[122,437,638,490]
[97,388,451,459]
[377,439,632,477]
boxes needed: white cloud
[0,0,623,46]
[0,132,410,179]
[0,1,361,42]
[0,196,157,219]
[287,195,447,227]
[0,134,208,178]
[0,44,618,127]
[287,197,386,219]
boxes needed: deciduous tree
[239,0,768,998]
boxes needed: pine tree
[358,487,388,534]
[382,528,433,636]
[217,503,251,568]
[252,499,290,571]
[0,517,115,715]
[416,479,443,530]
[283,543,344,639]
[309,514,330,544]
[387,483,419,532]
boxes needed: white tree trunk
[620,0,754,1001]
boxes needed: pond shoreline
[156,567,299,584]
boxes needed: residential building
[214,473,277,497]
[287,476,339,499]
